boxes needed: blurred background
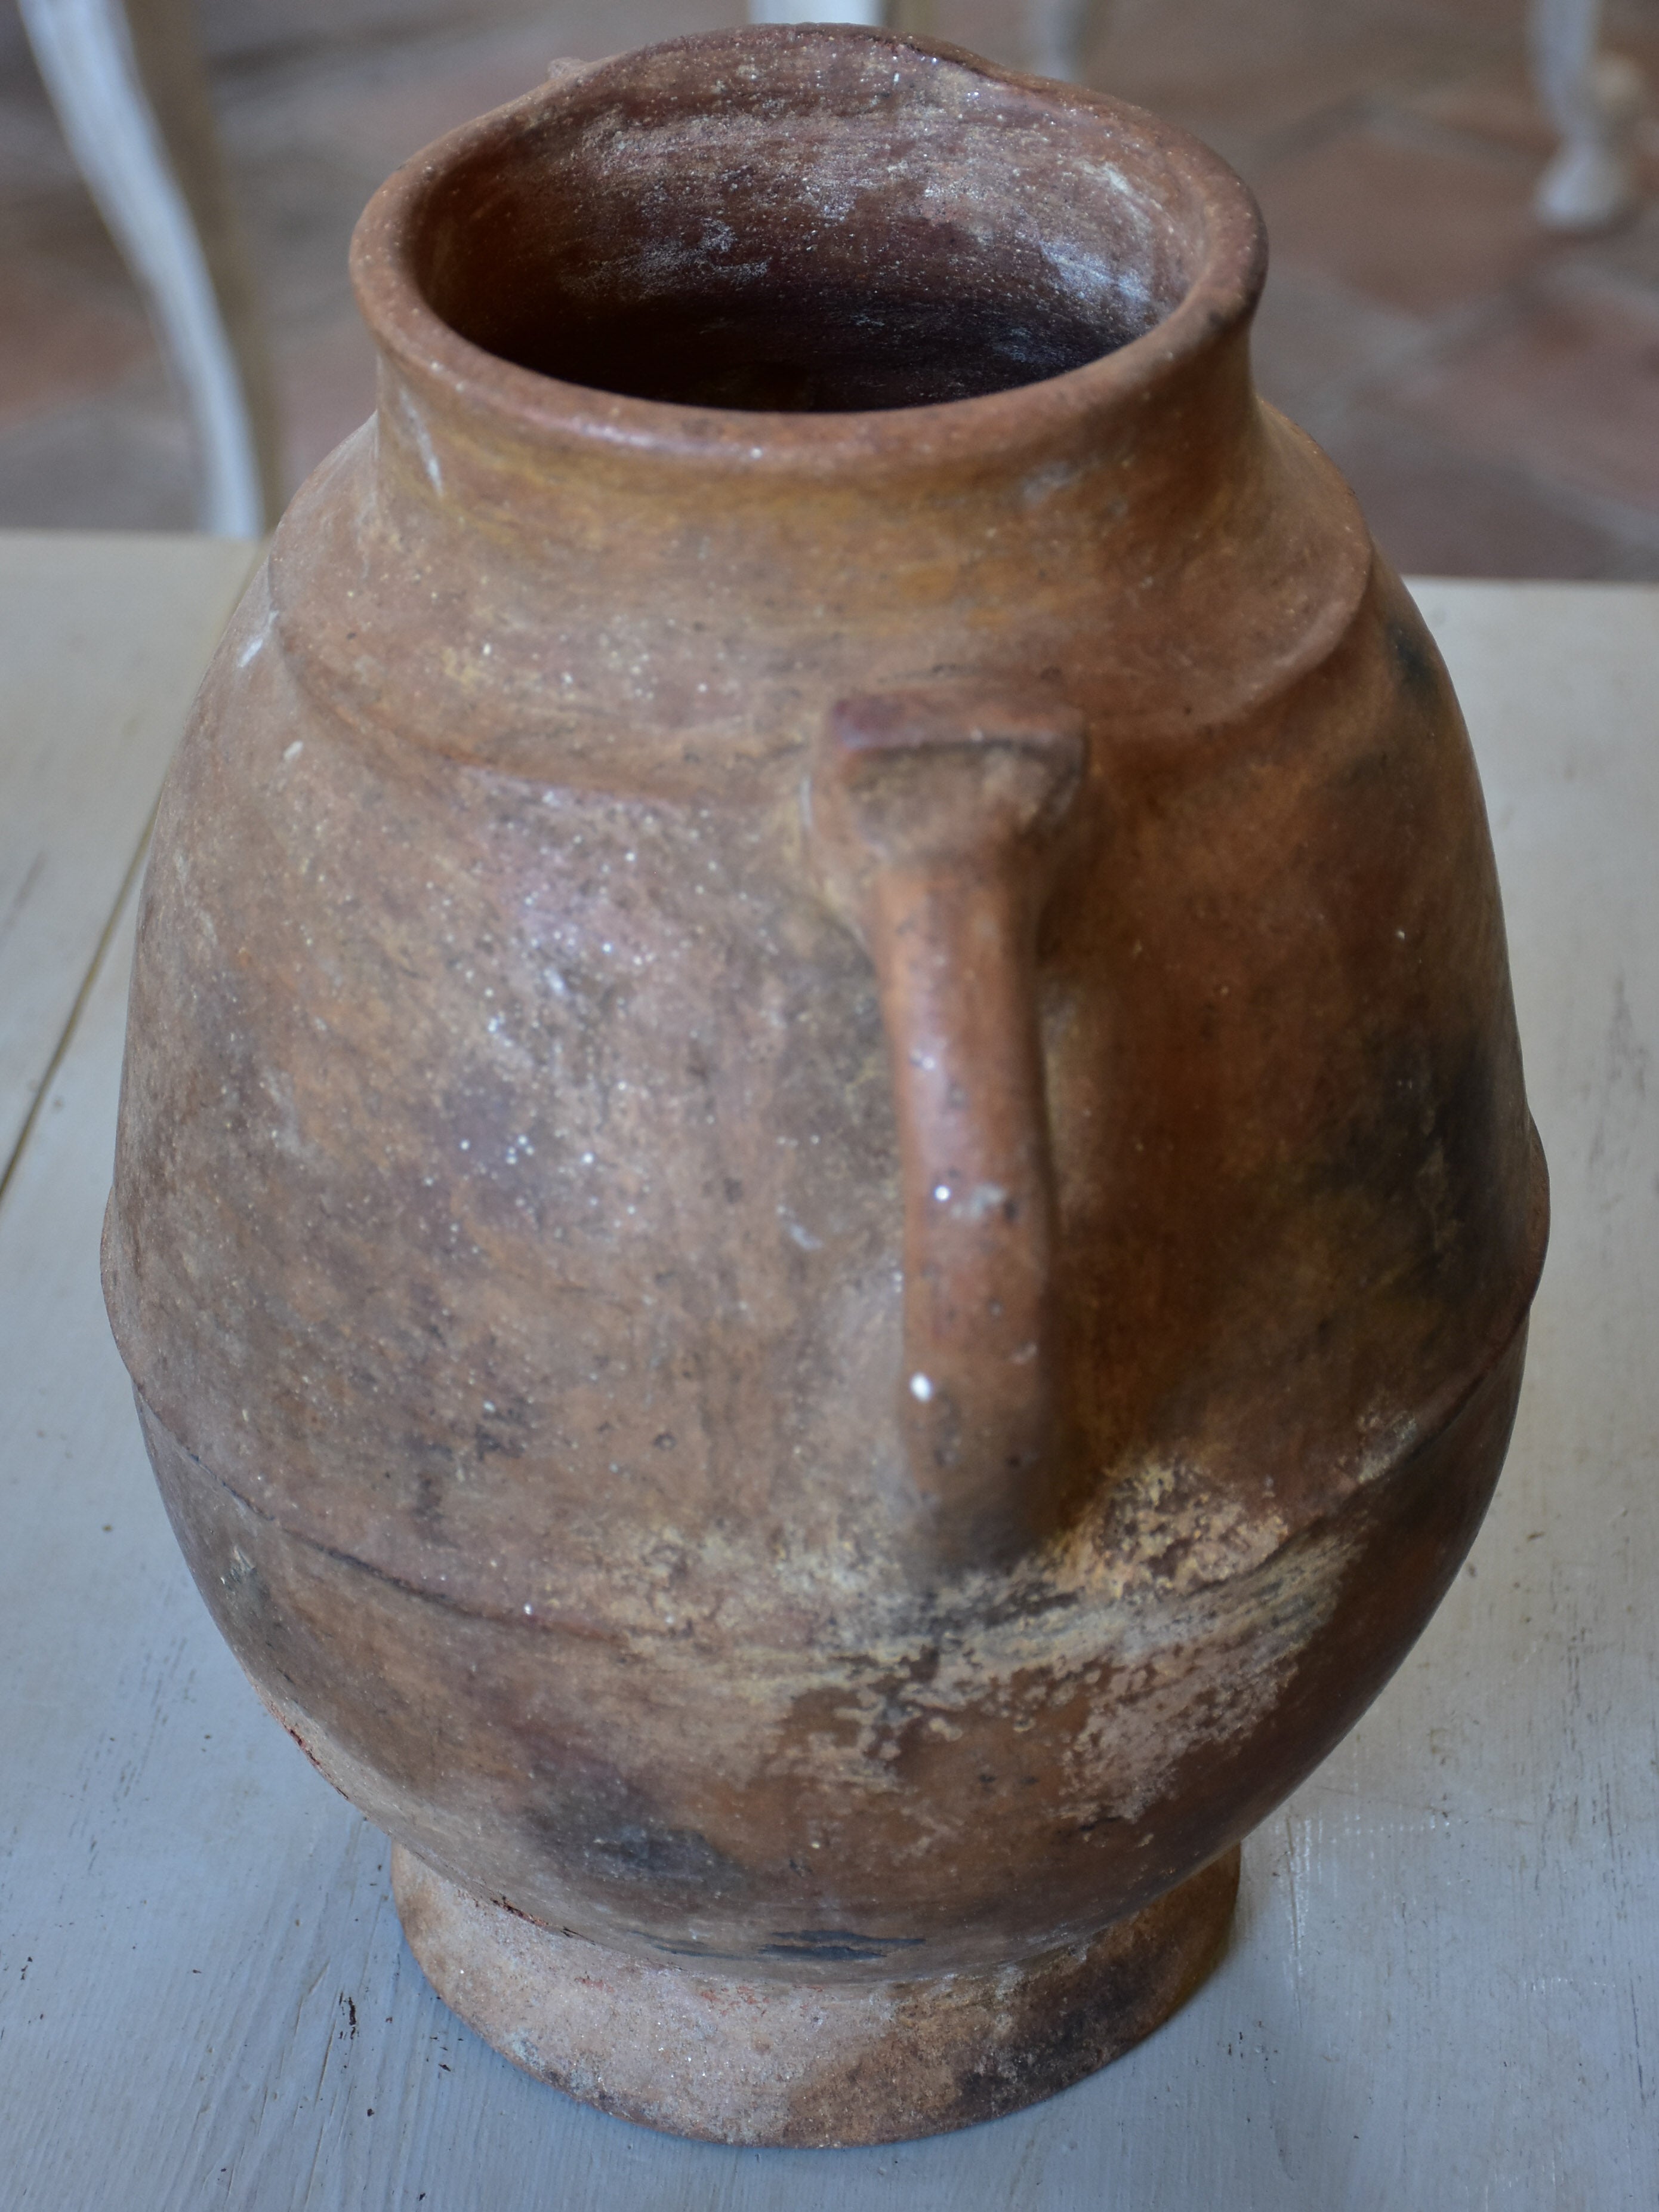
[2,0,1657,574]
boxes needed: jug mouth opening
[355,27,1264,451]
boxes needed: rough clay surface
[391,1841,1242,2145]
[104,26,1547,2141]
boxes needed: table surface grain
[1,538,1655,2211]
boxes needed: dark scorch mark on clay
[759,1927,926,1964]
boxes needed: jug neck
[283,30,1365,780]
[350,28,1268,550]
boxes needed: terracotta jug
[104,26,1548,2148]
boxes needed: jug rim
[349,24,1268,479]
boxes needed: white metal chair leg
[748,4,889,24]
[1025,0,1108,82]
[747,2,1106,81]
[20,0,280,535]
[1530,0,1646,230]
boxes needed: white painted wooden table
[1,535,1655,2208]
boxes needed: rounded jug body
[104,27,1547,2145]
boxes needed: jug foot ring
[391,1840,1240,2146]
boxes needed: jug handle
[808,686,1086,1569]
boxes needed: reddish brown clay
[103,26,1547,2147]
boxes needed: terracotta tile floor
[1,0,1656,575]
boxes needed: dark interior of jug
[412,36,1201,412]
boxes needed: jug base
[391,1840,1240,2146]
